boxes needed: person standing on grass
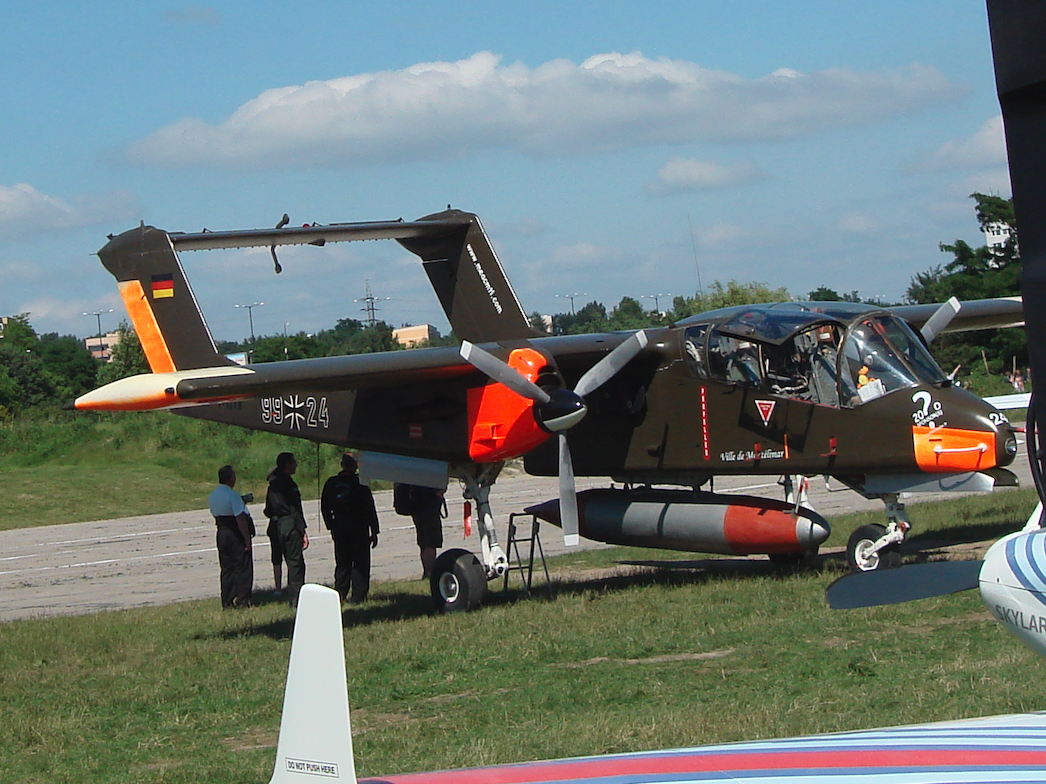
[264,452,309,607]
[208,464,254,609]
[320,453,380,604]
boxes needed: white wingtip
[269,584,357,784]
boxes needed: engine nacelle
[526,488,830,556]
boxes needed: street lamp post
[235,302,264,362]
[82,309,114,360]
[555,292,586,315]
[641,293,671,314]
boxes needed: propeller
[825,559,982,609]
[460,330,649,545]
[919,296,961,343]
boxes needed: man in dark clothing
[208,464,254,608]
[409,485,445,579]
[321,453,380,603]
[264,452,309,606]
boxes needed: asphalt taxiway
[0,459,1033,622]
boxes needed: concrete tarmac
[0,459,1034,623]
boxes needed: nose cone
[797,510,831,549]
[536,387,587,433]
[980,528,1046,659]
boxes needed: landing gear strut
[846,493,908,572]
[428,464,508,612]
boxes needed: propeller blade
[825,559,982,609]
[460,341,551,404]
[919,297,961,343]
[574,330,650,398]
[559,433,580,546]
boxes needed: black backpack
[393,483,414,516]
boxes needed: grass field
[0,411,353,529]
[2,489,1044,784]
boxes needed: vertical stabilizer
[98,226,231,371]
[269,584,357,784]
[399,209,545,343]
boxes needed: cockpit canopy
[681,302,948,406]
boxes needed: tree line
[0,193,1024,418]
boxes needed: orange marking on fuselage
[467,347,551,462]
[913,425,996,472]
[118,280,176,373]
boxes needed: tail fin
[98,226,232,372]
[269,584,357,784]
[400,209,545,343]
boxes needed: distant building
[984,221,1013,251]
[84,330,122,362]
[394,324,440,347]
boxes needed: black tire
[847,524,902,572]
[430,548,487,613]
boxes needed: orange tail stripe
[118,280,176,373]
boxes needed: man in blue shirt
[208,464,254,608]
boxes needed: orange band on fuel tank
[722,500,801,555]
[118,280,176,373]
[913,425,996,472]
[466,347,552,462]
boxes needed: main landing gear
[429,463,508,613]
[846,493,908,572]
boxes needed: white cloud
[917,115,1006,171]
[126,52,963,170]
[647,157,765,196]
[0,183,137,239]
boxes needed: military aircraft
[72,205,1024,609]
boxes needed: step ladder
[504,513,552,597]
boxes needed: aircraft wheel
[847,524,901,572]
[430,548,487,613]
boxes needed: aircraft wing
[72,332,644,412]
[72,344,479,411]
[890,296,1024,334]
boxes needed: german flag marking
[151,273,174,299]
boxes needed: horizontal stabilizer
[171,217,463,252]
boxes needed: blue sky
[1,1,1009,343]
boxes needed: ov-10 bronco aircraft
[73,209,1023,609]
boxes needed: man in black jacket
[321,453,380,603]
[264,452,309,606]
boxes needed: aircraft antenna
[688,213,704,298]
